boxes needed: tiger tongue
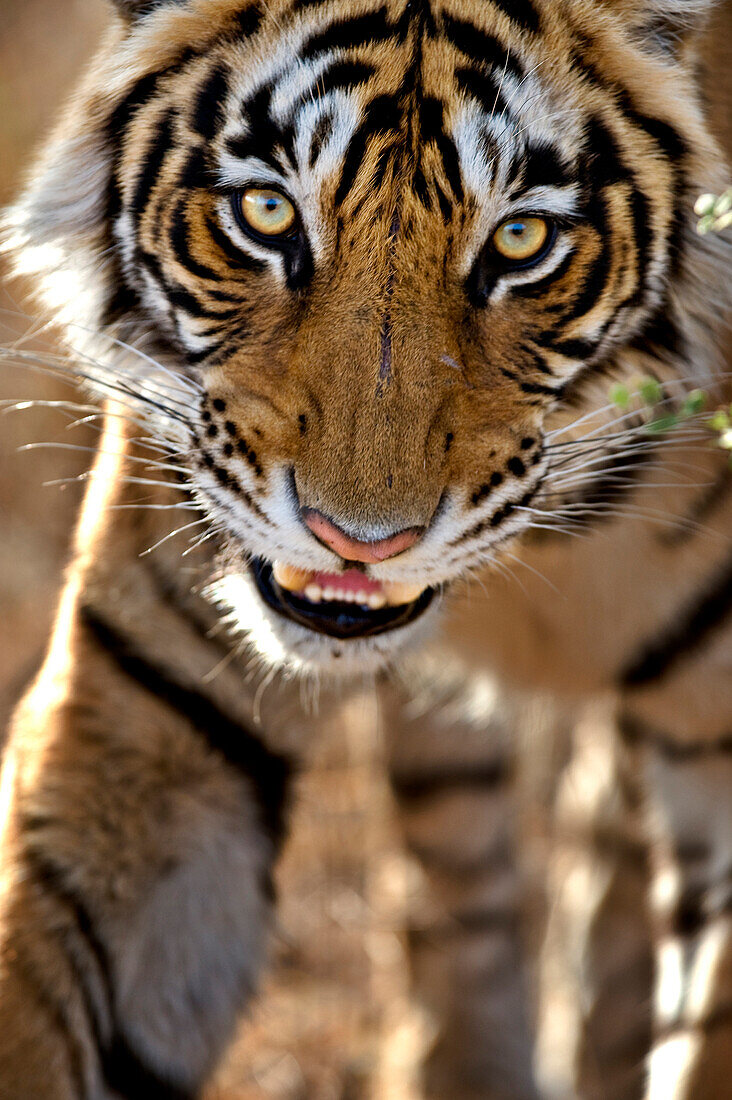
[271,562,426,607]
[311,570,426,607]
[311,569,383,596]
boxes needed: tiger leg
[0,597,291,1100]
[621,703,732,1096]
[535,701,653,1100]
[381,668,540,1100]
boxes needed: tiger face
[13,0,716,674]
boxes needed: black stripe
[439,13,522,80]
[11,942,89,1099]
[582,114,628,187]
[334,94,402,207]
[511,250,575,300]
[169,199,222,282]
[454,65,509,123]
[23,846,115,1022]
[391,759,510,801]
[515,142,572,193]
[545,336,596,360]
[191,64,230,140]
[130,109,177,219]
[108,61,194,151]
[621,550,732,686]
[563,194,612,323]
[102,1036,194,1100]
[629,303,686,364]
[654,1004,732,1046]
[205,217,266,272]
[80,606,291,845]
[168,284,239,321]
[621,714,732,761]
[300,7,395,61]
[177,146,212,190]
[231,3,264,38]
[420,97,463,202]
[227,84,289,170]
[500,367,557,395]
[314,58,376,97]
[491,0,540,33]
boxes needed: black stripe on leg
[654,1003,732,1044]
[390,758,511,802]
[22,849,193,1098]
[621,549,732,686]
[23,845,114,1036]
[619,714,732,760]
[11,942,89,1099]
[102,1035,194,1100]
[79,605,292,848]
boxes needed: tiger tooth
[382,582,427,607]
[273,561,313,592]
[304,583,322,603]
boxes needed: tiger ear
[617,0,721,35]
[109,0,180,19]
[604,0,722,54]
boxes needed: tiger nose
[301,508,424,563]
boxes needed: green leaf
[639,377,662,406]
[609,383,630,409]
[681,390,707,417]
[648,415,679,434]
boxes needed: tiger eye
[492,216,549,262]
[239,188,296,237]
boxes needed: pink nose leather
[302,509,423,563]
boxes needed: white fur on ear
[613,0,722,53]
[626,0,721,28]
[110,0,184,20]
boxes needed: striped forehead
[206,2,583,215]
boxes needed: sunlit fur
[1,0,731,1097]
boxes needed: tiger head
[6,0,728,674]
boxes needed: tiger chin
[1,0,732,1099]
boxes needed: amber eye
[237,187,297,238]
[492,216,550,263]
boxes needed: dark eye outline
[489,215,557,271]
[231,186,302,251]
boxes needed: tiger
[0,0,730,1096]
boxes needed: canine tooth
[383,582,426,607]
[323,586,336,601]
[368,592,386,610]
[304,584,322,603]
[273,561,312,592]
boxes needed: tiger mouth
[250,558,436,639]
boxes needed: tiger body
[1,0,731,1097]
